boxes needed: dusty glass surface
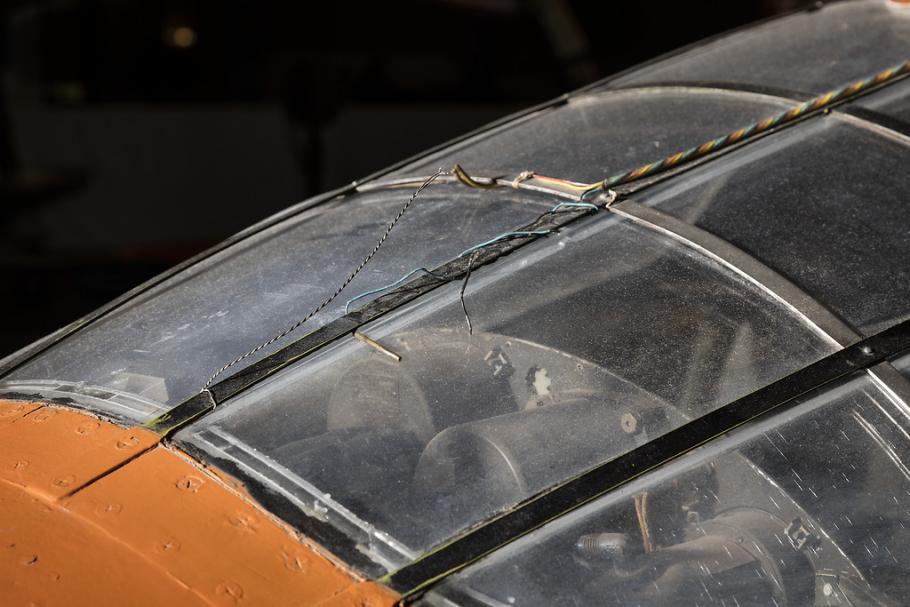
[0,185,552,418]
[177,213,835,572]
[853,76,910,125]
[894,352,910,380]
[398,89,789,183]
[425,370,910,606]
[645,116,910,337]
[608,0,910,95]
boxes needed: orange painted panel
[0,402,159,500]
[0,475,209,606]
[0,399,42,427]
[0,400,401,606]
[314,581,401,607]
[66,446,368,606]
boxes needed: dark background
[0,0,812,357]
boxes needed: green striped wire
[583,59,910,197]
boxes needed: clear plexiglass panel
[608,0,910,95]
[425,369,910,606]
[397,89,789,184]
[176,212,836,573]
[644,116,910,337]
[0,185,552,419]
[894,352,910,380]
[853,76,910,125]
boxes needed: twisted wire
[203,169,445,389]
[584,59,910,195]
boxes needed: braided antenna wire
[203,169,446,389]
[585,59,910,195]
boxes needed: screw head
[75,421,100,435]
[215,581,244,604]
[116,435,141,450]
[621,412,640,435]
[52,475,75,488]
[95,502,123,516]
[155,537,181,554]
[176,475,204,492]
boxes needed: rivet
[155,537,181,554]
[75,422,100,435]
[215,581,244,604]
[32,411,55,423]
[95,502,123,516]
[0,404,25,417]
[116,435,141,450]
[52,475,75,488]
[281,551,308,573]
[620,412,640,435]
[176,476,204,492]
[227,513,258,532]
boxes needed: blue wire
[580,184,603,200]
[458,230,552,257]
[344,267,441,313]
[549,201,599,213]
[344,229,557,313]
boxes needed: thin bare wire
[203,168,446,389]
[460,251,479,335]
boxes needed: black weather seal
[383,318,910,597]
[144,204,597,435]
[145,390,215,434]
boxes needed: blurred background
[0,0,812,356]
